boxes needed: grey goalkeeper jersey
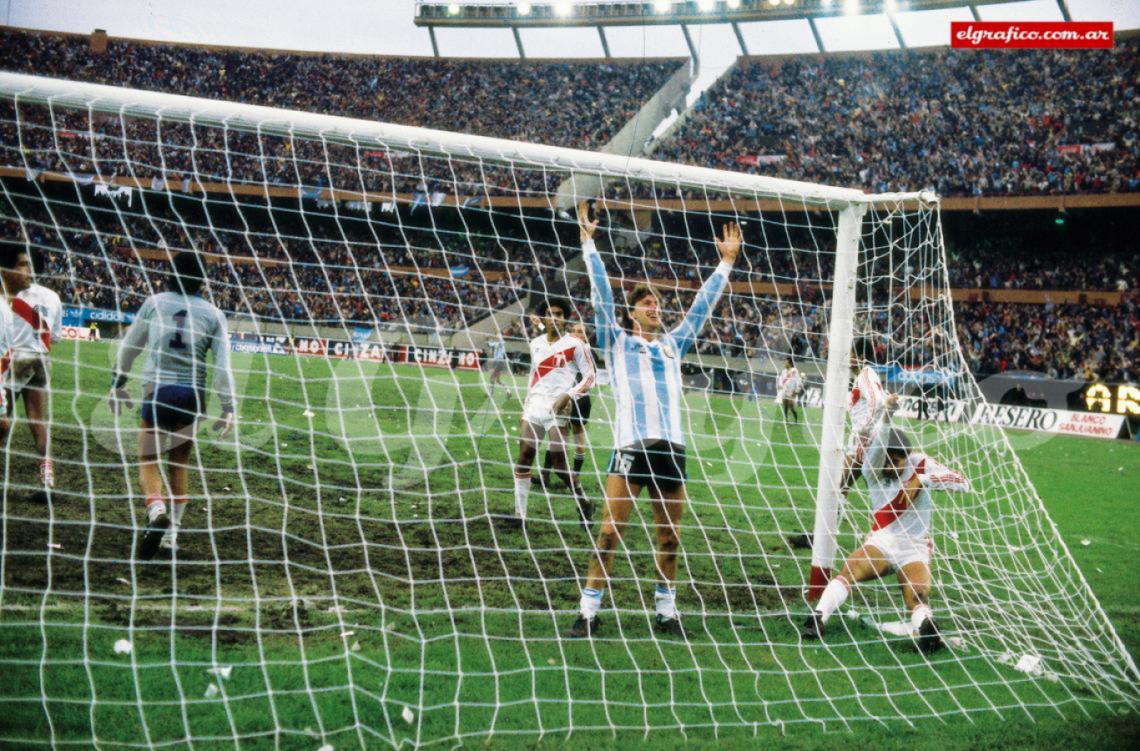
[115,291,236,412]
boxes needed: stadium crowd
[0,28,681,196]
[656,43,1140,197]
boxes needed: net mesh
[0,78,1135,748]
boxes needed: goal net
[0,72,1135,748]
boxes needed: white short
[864,527,932,571]
[522,393,567,433]
[3,355,50,396]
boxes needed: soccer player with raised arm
[776,356,803,424]
[0,249,63,501]
[567,201,740,639]
[802,403,969,655]
[845,339,890,489]
[498,296,596,534]
[108,252,237,561]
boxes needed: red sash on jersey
[11,298,52,351]
[530,345,579,387]
[870,459,924,531]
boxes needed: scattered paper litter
[317,745,334,751]
[47,543,62,550]
[112,639,133,655]
[351,642,361,653]
[844,608,859,620]
[116,577,130,586]
[401,706,415,724]
[207,666,232,680]
[1014,654,1044,676]
[303,409,316,418]
[340,630,355,638]
[327,605,345,614]
[1080,538,1091,546]
[546,657,556,665]
[204,683,219,698]
[997,650,1015,665]
[222,486,231,493]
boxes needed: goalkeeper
[802,401,969,655]
[109,252,236,561]
[567,201,739,639]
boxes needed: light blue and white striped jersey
[488,337,507,363]
[583,239,730,449]
[115,291,236,412]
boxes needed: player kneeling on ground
[108,252,236,561]
[802,407,969,655]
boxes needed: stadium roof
[5,0,1137,59]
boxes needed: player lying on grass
[776,356,803,424]
[498,296,596,534]
[537,321,593,491]
[108,252,236,561]
[0,248,62,502]
[802,404,969,655]
[567,201,740,639]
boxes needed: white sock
[172,498,189,526]
[817,576,850,623]
[655,585,678,620]
[40,458,54,488]
[145,495,167,523]
[579,587,603,619]
[513,472,531,519]
[911,603,933,632]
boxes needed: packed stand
[656,43,1140,197]
[0,28,682,195]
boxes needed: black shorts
[608,440,687,493]
[567,394,592,426]
[140,385,204,431]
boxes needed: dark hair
[884,427,912,459]
[852,337,876,364]
[880,427,913,478]
[167,252,206,295]
[0,241,25,270]
[534,295,570,318]
[785,356,794,366]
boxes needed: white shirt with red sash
[8,283,62,357]
[526,333,595,402]
[861,436,970,539]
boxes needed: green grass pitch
[0,340,1136,749]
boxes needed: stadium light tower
[414,1,1022,28]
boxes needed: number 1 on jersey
[169,309,188,349]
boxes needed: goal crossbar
[0,71,890,208]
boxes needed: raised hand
[716,222,742,266]
[577,200,599,243]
